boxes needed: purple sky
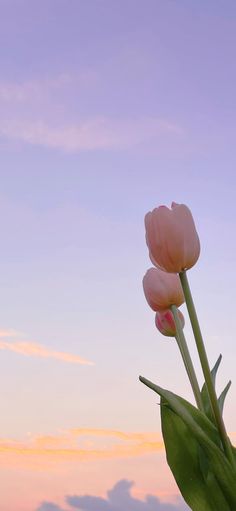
[0,1,236,510]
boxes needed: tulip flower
[140,201,236,510]
[145,202,200,273]
[155,308,185,337]
[143,267,184,311]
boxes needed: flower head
[145,202,200,273]
[155,308,185,337]
[143,267,184,311]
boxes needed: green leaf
[140,376,236,509]
[218,381,232,415]
[201,461,232,511]
[201,355,222,423]
[201,355,231,424]
[161,401,230,510]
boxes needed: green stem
[179,270,235,467]
[171,305,204,411]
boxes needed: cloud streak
[0,428,163,467]
[0,117,182,152]
[0,328,22,337]
[0,72,95,103]
[0,340,94,365]
[0,74,183,152]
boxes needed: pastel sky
[1,1,236,510]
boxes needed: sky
[0,0,236,509]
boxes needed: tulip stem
[179,270,235,467]
[171,305,204,411]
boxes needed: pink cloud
[0,340,94,365]
[0,117,182,152]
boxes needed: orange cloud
[0,340,94,365]
[70,428,160,442]
[0,329,22,337]
[0,428,164,469]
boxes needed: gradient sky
[1,1,236,510]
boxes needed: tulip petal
[145,203,200,272]
[143,267,184,311]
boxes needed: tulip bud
[155,309,185,337]
[143,267,184,311]
[145,202,200,273]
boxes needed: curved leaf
[201,355,222,423]
[161,400,224,510]
[200,356,231,424]
[140,375,236,508]
[218,381,231,415]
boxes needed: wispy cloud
[0,73,183,152]
[0,428,163,466]
[0,73,95,102]
[0,340,94,365]
[0,116,182,152]
[0,328,22,338]
[70,428,160,442]
[36,479,189,511]
[0,327,93,365]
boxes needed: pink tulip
[145,202,200,273]
[143,267,184,311]
[155,308,185,337]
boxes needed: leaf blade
[161,400,218,511]
[140,375,236,508]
